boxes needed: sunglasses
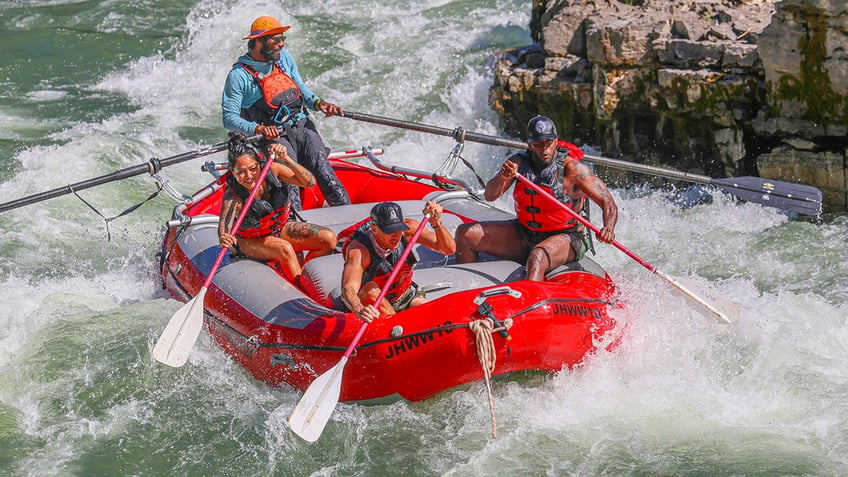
[265,35,286,45]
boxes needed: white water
[1,0,847,474]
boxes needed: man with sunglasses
[454,116,619,281]
[340,201,455,323]
[222,15,350,209]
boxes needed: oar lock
[147,157,163,175]
[147,158,194,204]
[451,127,466,143]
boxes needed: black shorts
[514,221,590,262]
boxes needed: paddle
[288,213,432,442]
[340,111,822,216]
[0,132,266,214]
[151,150,278,367]
[580,154,823,217]
[514,173,738,324]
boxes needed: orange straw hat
[243,16,291,39]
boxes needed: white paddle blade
[288,357,348,442]
[659,272,738,324]
[152,287,208,367]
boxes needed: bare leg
[454,220,528,264]
[282,221,337,262]
[359,281,396,315]
[525,234,575,281]
[409,296,428,308]
[238,235,302,280]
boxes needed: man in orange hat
[222,15,350,209]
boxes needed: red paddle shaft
[342,214,432,359]
[514,174,654,271]
[203,154,278,288]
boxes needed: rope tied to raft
[468,316,513,439]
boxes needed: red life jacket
[556,140,584,161]
[343,221,417,302]
[512,141,585,233]
[335,217,369,252]
[238,62,303,125]
[236,202,291,239]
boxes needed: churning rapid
[0,0,846,475]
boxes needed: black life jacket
[344,221,417,301]
[227,164,291,238]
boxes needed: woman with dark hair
[218,134,336,283]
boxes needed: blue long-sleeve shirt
[221,50,321,135]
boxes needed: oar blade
[712,176,823,216]
[152,287,208,367]
[659,273,738,324]
[288,358,348,442]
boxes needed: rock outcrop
[490,0,848,212]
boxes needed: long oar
[288,214,432,442]
[515,173,737,324]
[151,152,277,367]
[0,132,265,214]
[340,111,822,216]
[580,154,823,217]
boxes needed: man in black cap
[454,115,618,281]
[341,201,455,322]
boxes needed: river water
[1,0,846,475]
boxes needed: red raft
[158,148,619,402]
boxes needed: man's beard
[260,44,280,62]
[530,151,553,169]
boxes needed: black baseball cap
[527,115,558,142]
[370,202,409,234]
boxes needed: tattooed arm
[567,160,618,244]
[267,143,316,188]
[218,188,243,248]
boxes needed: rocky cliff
[490,0,848,212]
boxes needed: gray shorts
[388,282,424,312]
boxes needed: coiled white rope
[468,316,513,439]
